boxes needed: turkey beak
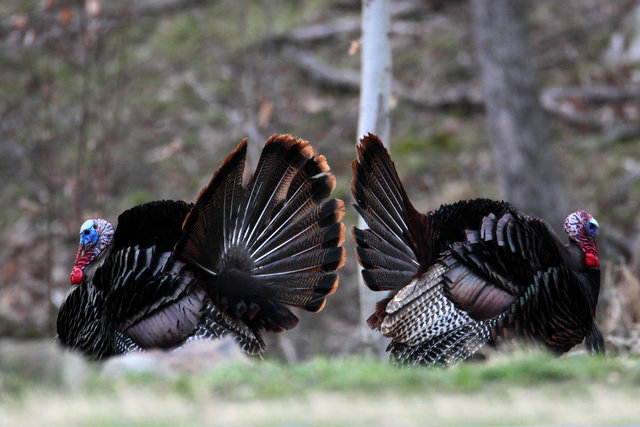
[77,247,87,261]
[74,244,86,266]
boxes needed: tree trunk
[357,0,392,355]
[471,0,567,229]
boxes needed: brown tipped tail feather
[176,134,345,334]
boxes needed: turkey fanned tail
[351,134,422,330]
[175,134,345,333]
[351,134,421,292]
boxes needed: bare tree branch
[283,46,485,111]
[544,85,640,103]
[397,85,484,111]
[541,85,640,137]
[283,46,360,90]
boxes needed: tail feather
[362,270,416,292]
[353,136,411,224]
[353,207,418,264]
[255,246,345,278]
[254,220,343,268]
[175,134,344,332]
[355,246,418,275]
[252,199,344,264]
[176,140,247,273]
[353,227,416,269]
[237,139,319,246]
[353,173,406,239]
[351,134,421,293]
[352,171,410,246]
[266,272,339,293]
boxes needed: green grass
[6,349,637,398]
[189,351,638,396]
[60,352,640,395]
[3,350,640,426]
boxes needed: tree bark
[472,0,567,229]
[358,1,392,142]
[357,0,392,355]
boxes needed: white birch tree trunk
[357,0,392,355]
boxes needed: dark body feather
[58,135,345,359]
[352,133,602,366]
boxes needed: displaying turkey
[351,133,603,366]
[58,134,346,359]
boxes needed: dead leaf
[348,39,361,56]
[59,7,73,26]
[258,100,274,128]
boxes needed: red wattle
[70,266,84,285]
[585,252,599,268]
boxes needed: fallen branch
[543,85,640,103]
[604,124,640,142]
[283,46,360,90]
[541,85,640,133]
[283,46,484,111]
[540,93,600,129]
[396,85,484,111]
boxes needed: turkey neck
[560,240,601,314]
[560,240,594,272]
[82,241,114,288]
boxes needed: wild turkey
[58,134,346,359]
[351,133,604,366]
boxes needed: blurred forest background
[1,0,640,363]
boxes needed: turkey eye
[83,229,91,235]
[586,220,598,236]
